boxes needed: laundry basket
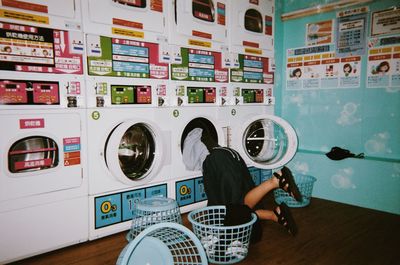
[117,222,208,265]
[188,206,257,264]
[126,197,182,241]
[274,174,317,207]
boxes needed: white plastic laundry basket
[117,222,208,265]
[126,197,182,241]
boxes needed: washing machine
[86,76,173,239]
[0,3,87,262]
[168,0,230,64]
[167,81,229,213]
[227,84,298,171]
[81,0,170,62]
[228,0,274,57]
[0,0,82,31]
[0,73,88,264]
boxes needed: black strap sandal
[274,202,298,236]
[273,166,303,202]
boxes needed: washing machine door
[105,120,164,185]
[236,114,297,169]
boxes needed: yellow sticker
[244,47,262,55]
[112,27,144,38]
[188,39,212,48]
[0,9,49,24]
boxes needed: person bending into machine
[183,127,303,241]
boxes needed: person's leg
[244,171,281,209]
[254,209,278,222]
[255,205,298,235]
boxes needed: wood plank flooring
[9,197,400,265]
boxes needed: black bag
[326,147,364,160]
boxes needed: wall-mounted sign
[371,7,400,37]
[336,7,368,57]
[306,19,334,46]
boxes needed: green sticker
[92,111,100,120]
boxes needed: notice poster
[321,56,340,88]
[336,7,368,57]
[367,36,400,89]
[0,21,84,74]
[339,56,361,88]
[171,47,228,82]
[306,20,334,46]
[287,44,343,90]
[230,54,273,84]
[86,34,169,79]
[286,44,361,90]
[371,7,400,37]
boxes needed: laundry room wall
[274,0,400,214]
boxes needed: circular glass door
[105,121,163,185]
[180,117,218,153]
[239,115,297,169]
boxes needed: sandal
[274,202,297,236]
[274,166,303,202]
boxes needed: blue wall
[275,0,400,214]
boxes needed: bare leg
[254,209,278,222]
[244,170,281,209]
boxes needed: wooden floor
[9,197,400,265]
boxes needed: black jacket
[202,147,255,206]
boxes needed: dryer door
[105,120,164,185]
[175,0,227,44]
[235,114,297,169]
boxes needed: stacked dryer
[81,0,173,239]
[0,1,88,263]
[166,0,232,213]
[226,0,298,175]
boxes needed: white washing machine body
[81,0,168,43]
[167,0,230,64]
[0,0,83,31]
[0,73,88,264]
[228,0,274,57]
[0,3,87,262]
[228,103,298,170]
[86,76,172,239]
[167,81,229,213]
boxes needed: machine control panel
[0,80,59,105]
[110,85,151,105]
[187,87,216,104]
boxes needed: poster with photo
[339,56,361,88]
[302,56,322,89]
[321,57,340,88]
[336,7,368,57]
[286,61,303,90]
[367,36,400,88]
[306,20,334,46]
[286,44,353,90]
[371,7,400,37]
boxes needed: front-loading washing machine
[168,82,229,213]
[86,76,172,239]
[228,0,274,57]
[168,0,230,64]
[81,0,168,43]
[0,5,87,261]
[227,84,297,171]
[0,74,88,264]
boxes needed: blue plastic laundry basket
[126,197,182,241]
[274,174,317,207]
[188,206,257,264]
[117,222,208,265]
